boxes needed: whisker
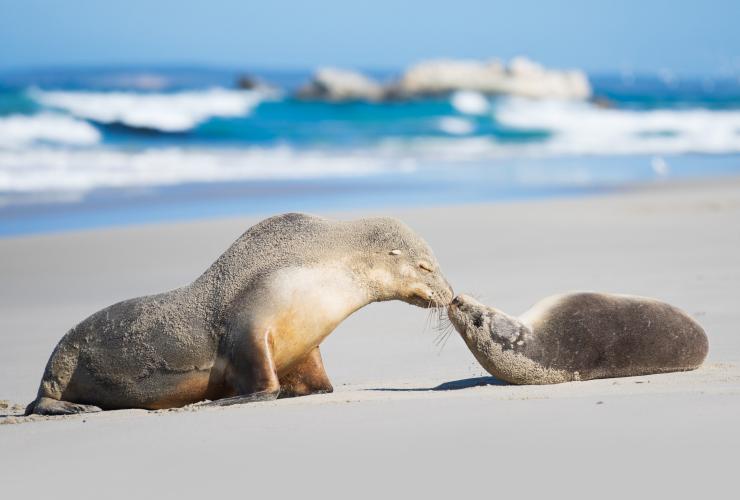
[434,324,455,352]
[422,294,456,354]
[421,298,435,333]
[428,297,456,353]
[432,310,455,349]
[438,328,455,352]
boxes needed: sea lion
[447,292,708,384]
[26,213,453,415]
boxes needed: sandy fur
[26,213,453,412]
[449,293,708,384]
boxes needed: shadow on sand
[367,376,508,392]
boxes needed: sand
[1,178,739,499]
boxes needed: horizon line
[0,60,738,81]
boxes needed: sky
[1,0,739,76]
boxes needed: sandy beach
[1,179,739,499]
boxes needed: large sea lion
[26,213,453,415]
[447,293,708,384]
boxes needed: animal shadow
[368,376,508,392]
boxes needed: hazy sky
[1,0,739,75]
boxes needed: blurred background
[1,0,739,236]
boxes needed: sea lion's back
[531,292,708,377]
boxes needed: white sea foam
[29,88,271,132]
[0,147,402,193]
[385,98,740,159]
[0,114,102,148]
[450,90,490,115]
[494,98,740,155]
[3,94,740,195]
[437,117,475,135]
[377,136,508,161]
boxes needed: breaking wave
[450,90,490,115]
[0,147,406,192]
[493,98,740,155]
[1,82,739,195]
[437,116,475,135]
[0,114,102,148]
[28,87,271,132]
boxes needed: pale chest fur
[255,266,368,374]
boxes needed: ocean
[1,67,739,236]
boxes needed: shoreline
[3,153,740,238]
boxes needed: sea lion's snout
[429,274,454,307]
[449,294,482,311]
[407,260,453,307]
[448,294,488,336]
[408,277,453,308]
[436,276,455,306]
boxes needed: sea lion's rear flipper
[26,397,102,416]
[200,389,280,407]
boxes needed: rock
[395,57,591,100]
[235,74,260,90]
[296,58,592,102]
[235,75,279,94]
[296,67,385,102]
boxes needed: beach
[1,178,739,498]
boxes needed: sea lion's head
[447,294,490,339]
[352,217,453,308]
[447,294,523,347]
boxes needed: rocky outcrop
[296,67,385,102]
[296,58,591,102]
[394,57,591,100]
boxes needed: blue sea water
[1,67,739,236]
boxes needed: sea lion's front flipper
[278,347,333,398]
[205,328,281,407]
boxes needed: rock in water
[295,58,592,102]
[236,75,259,90]
[296,67,385,102]
[395,57,591,100]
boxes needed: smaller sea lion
[447,292,708,384]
